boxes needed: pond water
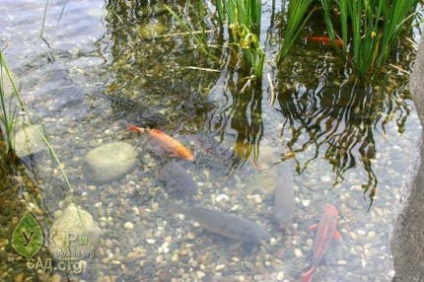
[0,0,422,281]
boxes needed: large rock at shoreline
[48,203,101,261]
[14,125,47,158]
[391,41,424,281]
[85,142,137,184]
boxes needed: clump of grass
[277,0,315,63]
[276,0,419,76]
[164,0,264,76]
[0,49,75,195]
[320,0,420,75]
[216,0,265,76]
[0,49,24,156]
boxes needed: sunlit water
[0,0,422,281]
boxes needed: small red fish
[300,204,342,282]
[306,36,343,48]
[127,124,195,161]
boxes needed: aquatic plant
[163,3,216,60]
[277,0,420,76]
[320,0,420,75]
[277,0,315,63]
[0,50,23,156]
[164,0,265,76]
[0,50,75,196]
[215,0,265,76]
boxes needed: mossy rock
[84,142,137,184]
[48,203,102,261]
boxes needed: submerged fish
[300,204,342,282]
[158,161,198,199]
[127,124,195,161]
[306,36,343,48]
[273,163,295,229]
[169,203,270,242]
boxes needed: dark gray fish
[158,161,198,199]
[273,162,295,229]
[169,203,270,242]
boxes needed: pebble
[186,232,196,240]
[276,271,285,280]
[196,271,206,279]
[179,248,190,256]
[171,253,179,262]
[131,207,139,215]
[215,264,225,271]
[321,175,332,182]
[215,194,230,202]
[151,202,159,212]
[50,274,62,282]
[301,199,311,207]
[250,194,263,204]
[367,231,376,239]
[230,205,240,211]
[294,248,303,258]
[124,222,134,230]
[253,274,263,281]
[146,239,155,244]
[159,242,169,254]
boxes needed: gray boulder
[48,203,102,261]
[391,41,424,281]
[14,125,47,158]
[85,142,137,184]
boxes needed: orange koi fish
[127,124,195,161]
[306,36,343,48]
[300,204,342,282]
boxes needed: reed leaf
[319,0,420,75]
[277,0,315,63]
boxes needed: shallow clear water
[0,0,422,281]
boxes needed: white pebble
[367,231,376,239]
[132,207,140,215]
[196,271,205,279]
[215,264,225,271]
[250,194,263,204]
[171,253,179,262]
[146,239,155,244]
[294,248,303,258]
[276,271,285,280]
[302,199,311,207]
[357,230,366,236]
[159,242,169,254]
[215,194,229,202]
[124,222,134,230]
[321,175,331,182]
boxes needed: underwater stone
[14,125,47,158]
[48,203,102,261]
[85,142,137,184]
[139,22,167,39]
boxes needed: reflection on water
[277,76,411,206]
[0,0,421,281]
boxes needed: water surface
[0,0,421,281]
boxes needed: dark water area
[0,0,422,281]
